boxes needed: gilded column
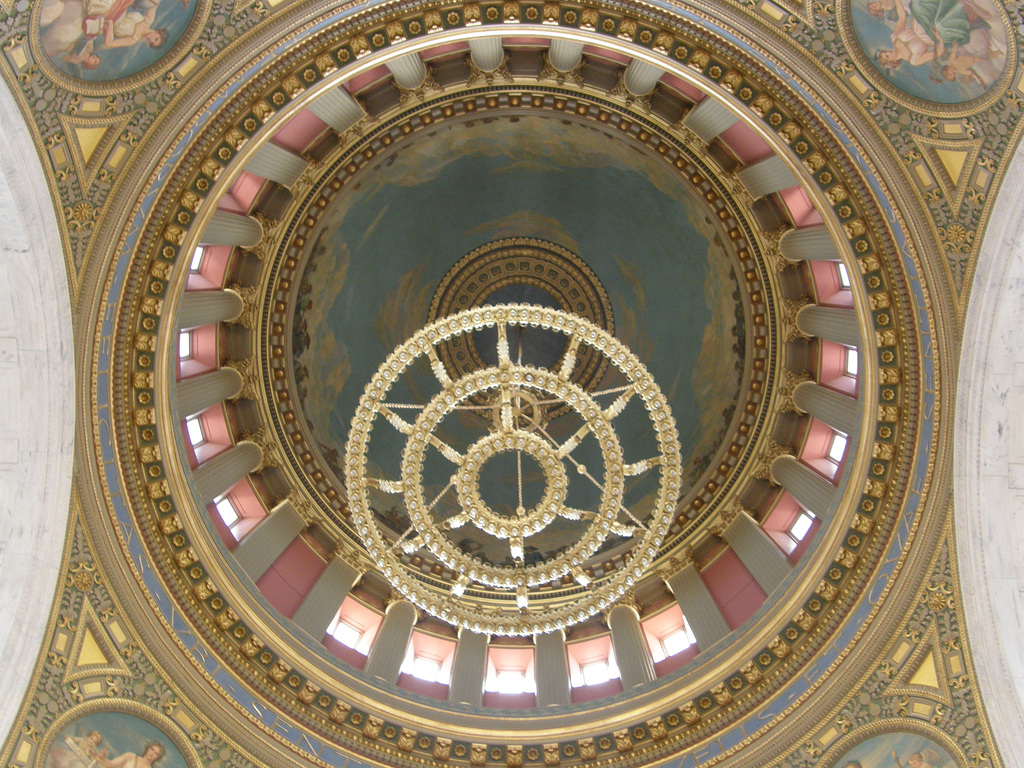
[177,367,242,418]
[770,455,839,521]
[722,511,791,595]
[291,554,362,639]
[177,289,243,330]
[192,440,261,506]
[447,628,489,706]
[796,305,861,348]
[535,629,571,706]
[608,603,656,689]
[364,599,417,684]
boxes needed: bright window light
[215,497,239,526]
[178,330,192,359]
[661,627,694,657]
[827,432,848,463]
[331,620,362,649]
[790,510,815,541]
[836,262,851,288]
[189,246,206,271]
[581,661,611,686]
[496,670,527,694]
[844,347,858,376]
[412,656,441,683]
[185,416,205,447]
[487,669,535,694]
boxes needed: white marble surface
[0,84,76,738]
[956,138,1024,768]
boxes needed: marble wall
[0,82,76,737]
[956,130,1024,768]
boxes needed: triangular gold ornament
[57,113,131,193]
[911,134,983,215]
[62,600,131,684]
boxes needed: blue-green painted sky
[293,115,744,554]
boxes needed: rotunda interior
[1,1,1023,768]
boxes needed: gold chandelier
[345,305,682,636]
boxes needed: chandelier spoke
[378,404,414,435]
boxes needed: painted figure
[47,731,108,768]
[98,742,165,768]
[37,0,194,80]
[852,0,1008,101]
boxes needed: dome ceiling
[105,4,919,763]
[6,0,1015,764]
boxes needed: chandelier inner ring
[401,367,626,587]
[453,429,572,539]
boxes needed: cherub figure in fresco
[938,26,1005,86]
[47,731,108,768]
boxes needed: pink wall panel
[719,121,773,164]
[256,537,328,618]
[397,673,449,700]
[482,691,536,709]
[323,635,368,669]
[273,110,328,153]
[701,549,767,630]
[570,678,622,703]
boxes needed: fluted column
[535,630,571,706]
[736,155,798,198]
[623,58,662,96]
[245,142,307,188]
[177,367,242,418]
[177,289,242,330]
[387,53,427,90]
[308,87,365,132]
[193,440,261,506]
[780,225,840,262]
[447,628,489,706]
[794,381,861,437]
[796,305,861,348]
[770,455,839,521]
[469,37,504,71]
[683,98,738,142]
[201,210,262,248]
[664,564,731,651]
[291,554,362,639]
[548,39,583,71]
[608,604,656,689]
[364,600,417,684]
[723,511,791,595]
[233,499,305,581]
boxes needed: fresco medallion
[41,710,192,768]
[830,731,958,768]
[844,0,1012,108]
[34,0,199,84]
